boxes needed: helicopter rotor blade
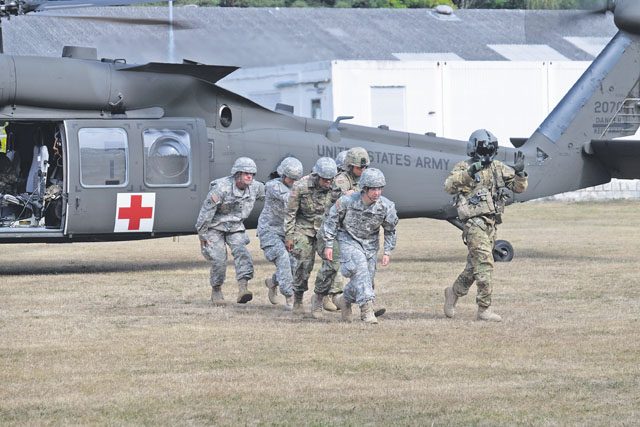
[32,0,164,12]
[37,13,194,30]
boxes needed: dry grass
[1,201,639,425]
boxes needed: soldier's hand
[381,254,390,266]
[324,248,333,261]
[199,239,207,248]
[513,151,526,175]
[285,240,294,252]
[467,161,482,177]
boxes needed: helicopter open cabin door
[65,119,207,238]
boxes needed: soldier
[196,157,265,305]
[316,147,377,313]
[259,157,304,310]
[284,157,338,317]
[324,168,398,324]
[443,129,527,322]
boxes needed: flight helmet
[467,129,498,162]
[345,147,370,168]
[276,157,303,180]
[231,157,257,175]
[360,168,386,188]
[312,157,338,179]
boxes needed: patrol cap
[345,147,370,168]
[335,150,349,171]
[312,157,338,179]
[276,157,304,180]
[231,157,257,175]
[360,167,386,188]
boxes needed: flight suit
[323,192,398,306]
[444,159,527,307]
[284,174,333,294]
[196,175,265,288]
[257,177,295,297]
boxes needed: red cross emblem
[114,193,156,232]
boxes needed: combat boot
[311,293,324,319]
[334,294,352,322]
[476,306,502,322]
[293,292,304,315]
[360,301,378,324]
[323,294,338,312]
[284,294,294,311]
[443,287,458,318]
[211,286,224,305]
[265,278,279,305]
[237,279,253,304]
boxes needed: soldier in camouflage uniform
[0,153,18,195]
[258,157,304,310]
[284,157,338,317]
[324,168,398,324]
[196,157,265,305]
[316,147,370,313]
[443,129,528,322]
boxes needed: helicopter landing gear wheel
[493,240,514,262]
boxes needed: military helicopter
[0,1,638,265]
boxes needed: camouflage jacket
[195,175,265,235]
[323,192,398,257]
[0,154,17,195]
[444,159,528,224]
[331,170,359,203]
[285,174,333,240]
[257,177,291,238]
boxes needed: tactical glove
[512,151,526,176]
[467,161,482,178]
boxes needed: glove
[467,161,482,178]
[512,151,526,176]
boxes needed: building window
[78,128,128,187]
[311,99,322,119]
[143,129,191,186]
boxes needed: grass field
[1,201,639,425]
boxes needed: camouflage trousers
[452,218,496,308]
[314,228,343,296]
[340,242,377,306]
[289,232,319,294]
[200,229,254,288]
[259,231,294,297]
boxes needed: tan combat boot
[293,292,304,315]
[476,306,502,322]
[334,294,352,322]
[237,279,253,304]
[284,294,294,311]
[211,285,224,305]
[265,278,279,305]
[323,295,338,312]
[444,287,458,318]
[311,293,324,319]
[360,301,378,324]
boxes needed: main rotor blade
[39,14,194,29]
[33,0,162,12]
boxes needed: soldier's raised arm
[501,152,528,194]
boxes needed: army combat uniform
[444,159,527,309]
[196,175,265,291]
[258,177,295,297]
[284,174,334,295]
[314,170,359,296]
[323,192,398,307]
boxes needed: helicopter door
[65,119,206,236]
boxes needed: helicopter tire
[493,240,514,262]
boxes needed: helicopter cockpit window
[78,128,128,187]
[143,129,191,186]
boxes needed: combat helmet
[312,157,338,179]
[345,147,370,169]
[467,129,498,161]
[276,157,304,180]
[359,168,386,188]
[335,150,349,171]
[231,157,257,175]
